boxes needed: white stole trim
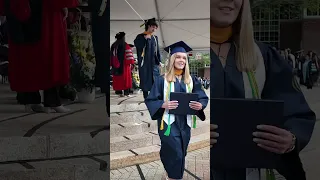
[243,43,266,99]
[162,77,194,128]
[243,43,266,180]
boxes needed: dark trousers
[143,91,149,99]
[88,0,109,116]
[17,87,61,107]
[115,89,130,95]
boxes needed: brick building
[252,2,320,53]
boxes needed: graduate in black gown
[145,41,208,180]
[134,18,161,99]
[210,0,316,180]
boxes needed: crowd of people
[279,48,320,89]
[197,76,210,90]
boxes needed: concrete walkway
[110,147,209,180]
[0,83,109,180]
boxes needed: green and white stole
[160,77,197,136]
[244,44,281,180]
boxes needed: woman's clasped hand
[210,124,295,154]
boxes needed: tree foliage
[189,53,210,68]
[251,0,319,12]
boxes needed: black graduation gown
[134,33,161,92]
[88,0,109,114]
[302,60,315,89]
[145,75,208,179]
[210,42,316,180]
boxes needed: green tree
[189,53,210,68]
[252,0,319,12]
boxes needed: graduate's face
[174,52,187,70]
[148,25,158,33]
[210,0,243,28]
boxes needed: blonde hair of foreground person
[165,53,192,84]
[232,0,259,72]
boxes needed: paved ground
[110,147,209,180]
[110,86,320,180]
[0,82,108,180]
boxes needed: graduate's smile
[218,6,234,14]
[174,52,187,69]
[210,0,242,28]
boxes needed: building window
[252,4,280,48]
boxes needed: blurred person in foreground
[210,0,315,179]
[0,0,78,113]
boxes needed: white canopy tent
[110,0,210,53]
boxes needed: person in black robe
[88,0,109,115]
[210,0,315,180]
[301,54,314,89]
[134,18,161,99]
[145,41,208,180]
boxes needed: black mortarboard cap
[140,18,158,28]
[164,41,193,55]
[115,32,125,40]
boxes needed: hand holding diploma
[189,101,202,110]
[162,101,179,110]
[210,124,219,148]
[253,125,296,154]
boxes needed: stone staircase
[0,84,109,180]
[110,91,210,169]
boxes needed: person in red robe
[110,32,134,97]
[0,0,78,113]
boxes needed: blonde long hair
[233,0,259,72]
[165,53,191,84]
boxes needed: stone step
[0,155,109,180]
[110,114,209,138]
[0,97,108,162]
[110,99,147,113]
[110,120,209,152]
[0,130,108,162]
[110,121,158,137]
[110,108,210,125]
[110,110,150,124]
[110,133,210,169]
[110,97,210,113]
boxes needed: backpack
[4,0,43,44]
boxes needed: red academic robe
[112,43,134,91]
[0,0,78,92]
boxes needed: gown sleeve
[134,34,146,49]
[192,76,209,121]
[124,43,134,65]
[144,76,165,120]
[156,36,161,64]
[261,44,316,152]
